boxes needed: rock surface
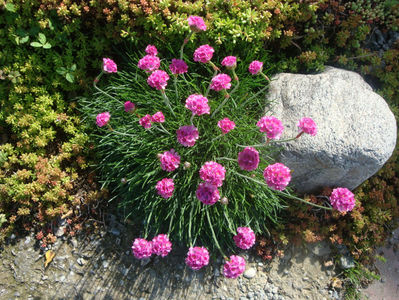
[268,66,397,194]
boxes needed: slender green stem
[229,78,240,96]
[190,113,195,125]
[206,208,227,259]
[215,157,236,162]
[188,204,194,246]
[173,75,179,99]
[93,71,120,102]
[158,123,171,135]
[223,208,237,235]
[211,93,230,117]
[236,137,298,148]
[205,69,218,98]
[260,71,270,82]
[211,134,223,143]
[240,86,268,108]
[232,69,238,81]
[233,172,333,210]
[180,32,193,60]
[161,91,175,116]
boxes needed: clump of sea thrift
[103,58,117,73]
[223,255,246,278]
[233,227,256,250]
[152,234,172,257]
[156,178,175,199]
[210,74,232,91]
[176,125,199,147]
[263,163,291,191]
[237,147,259,171]
[147,70,169,90]
[185,247,210,270]
[329,188,356,212]
[257,116,284,140]
[159,149,180,172]
[132,238,153,259]
[96,112,110,127]
[297,117,317,137]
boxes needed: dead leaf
[331,277,343,289]
[44,250,55,268]
[324,260,334,267]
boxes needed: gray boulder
[267,66,397,194]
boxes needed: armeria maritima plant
[82,16,355,278]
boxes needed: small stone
[339,255,355,269]
[55,226,66,237]
[10,234,16,240]
[77,258,86,266]
[102,261,109,268]
[11,249,16,256]
[14,292,20,297]
[244,268,257,279]
[70,238,78,248]
[248,292,254,298]
[214,268,220,277]
[110,228,121,236]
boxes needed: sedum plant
[81,16,355,278]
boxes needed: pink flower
[210,73,232,91]
[132,238,153,259]
[147,70,170,90]
[221,56,237,69]
[263,163,291,191]
[152,234,172,257]
[217,118,236,134]
[96,112,110,127]
[193,44,214,64]
[185,94,210,116]
[138,55,160,72]
[233,227,256,250]
[199,161,226,187]
[238,147,259,171]
[103,58,117,73]
[196,182,220,205]
[297,117,317,136]
[159,149,180,172]
[185,246,210,270]
[139,114,152,129]
[223,255,246,278]
[145,44,158,56]
[176,125,199,147]
[169,59,188,75]
[256,116,284,140]
[156,178,175,199]
[329,188,356,212]
[248,60,263,75]
[152,111,165,123]
[187,16,207,32]
[124,101,135,112]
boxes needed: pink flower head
[193,44,214,64]
[196,182,220,205]
[238,147,259,171]
[185,246,210,270]
[257,116,284,140]
[248,60,263,75]
[210,73,232,91]
[176,125,199,147]
[169,59,188,75]
[152,234,172,257]
[217,118,236,134]
[185,94,210,116]
[145,44,158,56]
[233,227,256,250]
[159,149,180,172]
[96,112,110,127]
[297,117,317,136]
[221,56,237,69]
[147,70,170,90]
[103,58,117,73]
[124,101,135,112]
[187,16,207,32]
[138,55,160,72]
[329,187,356,212]
[263,163,291,191]
[223,255,246,278]
[156,178,175,199]
[132,238,153,259]
[199,161,226,187]
[152,111,165,123]
[139,114,152,129]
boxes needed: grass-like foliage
[79,44,304,254]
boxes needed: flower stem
[205,69,218,98]
[206,208,227,259]
[93,71,120,102]
[161,90,176,117]
[233,172,333,210]
[190,113,195,125]
[211,92,230,117]
[260,71,271,82]
[158,123,171,135]
[173,75,179,99]
[180,32,193,60]
[240,86,268,108]
[236,137,298,148]
[215,157,236,162]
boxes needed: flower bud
[220,197,229,205]
[183,161,191,170]
[121,178,127,184]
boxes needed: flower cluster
[297,117,317,136]
[221,56,237,69]
[169,59,188,75]
[185,94,210,116]
[199,161,226,187]
[248,60,263,75]
[152,111,165,123]
[176,125,199,147]
[196,182,220,205]
[238,147,259,171]
[138,55,161,72]
[132,234,172,259]
[210,73,232,91]
[124,101,135,112]
[257,116,284,140]
[147,70,170,90]
[132,238,153,259]
[329,187,356,212]
[159,149,180,172]
[217,118,235,134]
[193,44,214,63]
[233,227,256,249]
[263,163,291,191]
[185,246,210,270]
[187,16,207,32]
[139,114,152,129]
[103,58,117,73]
[145,44,158,56]
[223,255,246,278]
[156,178,175,199]
[96,112,110,127]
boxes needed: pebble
[102,261,109,268]
[110,228,121,236]
[243,268,257,279]
[70,238,78,248]
[14,292,20,297]
[77,258,86,266]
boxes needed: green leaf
[5,3,16,12]
[20,36,29,43]
[70,64,76,71]
[42,42,51,49]
[30,42,43,48]
[15,36,20,45]
[56,67,66,75]
[48,19,55,31]
[65,73,74,83]
[38,33,46,44]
